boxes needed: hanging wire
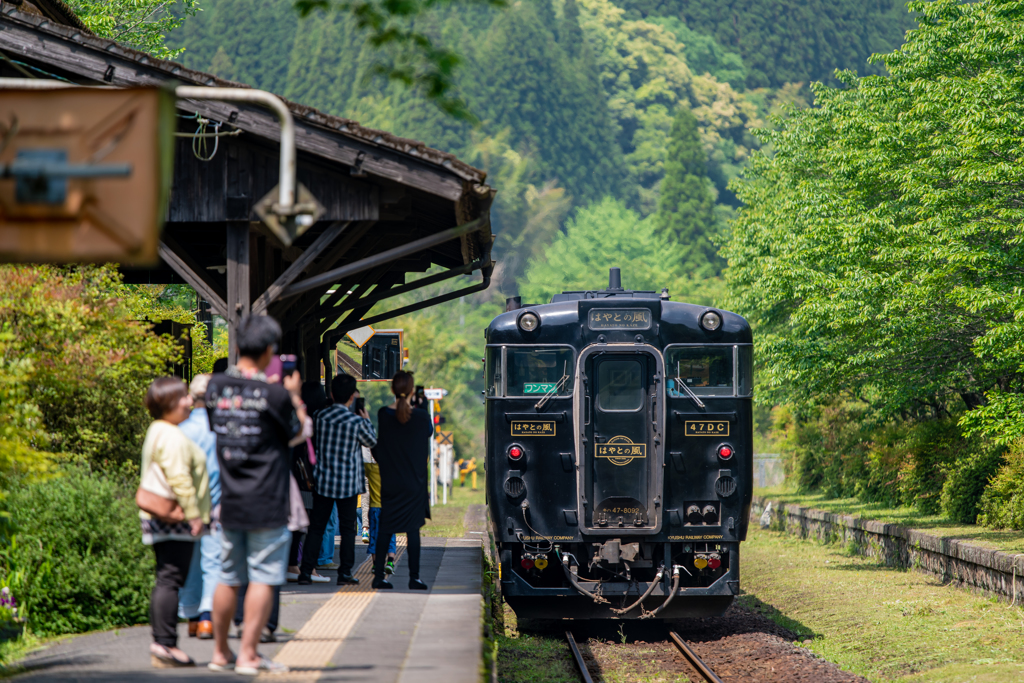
[0,48,74,82]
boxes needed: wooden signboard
[0,87,175,264]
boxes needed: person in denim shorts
[206,316,308,676]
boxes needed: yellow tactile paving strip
[267,540,407,681]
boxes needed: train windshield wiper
[535,361,571,410]
[673,376,706,409]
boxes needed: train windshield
[506,347,574,397]
[666,347,733,397]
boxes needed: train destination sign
[685,421,730,437]
[587,308,652,330]
[511,420,556,436]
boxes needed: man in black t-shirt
[206,316,307,676]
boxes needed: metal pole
[174,86,295,214]
[442,445,448,505]
[429,400,437,506]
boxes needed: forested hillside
[613,0,917,88]
[167,0,914,456]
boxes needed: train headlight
[518,311,540,332]
[700,310,722,331]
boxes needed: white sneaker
[286,571,299,583]
[311,570,330,583]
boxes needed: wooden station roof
[0,3,494,356]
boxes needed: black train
[485,268,753,620]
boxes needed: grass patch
[497,605,579,683]
[420,484,485,538]
[742,525,1024,682]
[755,486,1024,555]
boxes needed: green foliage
[654,105,721,278]
[646,16,746,88]
[613,0,916,89]
[978,440,1024,530]
[0,266,176,467]
[0,465,153,636]
[726,0,1024,426]
[293,0,506,119]
[941,444,1005,524]
[520,197,725,306]
[67,0,200,59]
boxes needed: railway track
[566,630,725,683]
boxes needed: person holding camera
[206,316,308,676]
[298,374,376,586]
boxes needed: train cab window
[666,347,733,397]
[506,347,574,397]
[484,347,502,397]
[738,346,753,396]
[597,360,644,411]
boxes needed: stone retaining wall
[752,497,1024,603]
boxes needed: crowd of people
[135,315,433,674]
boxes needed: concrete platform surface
[11,536,483,683]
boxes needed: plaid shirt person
[313,403,377,499]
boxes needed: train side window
[597,360,643,411]
[505,347,574,397]
[738,346,753,396]
[666,347,733,397]
[485,347,502,397]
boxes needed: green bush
[0,465,153,636]
[940,443,1005,524]
[978,441,1024,530]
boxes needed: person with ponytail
[370,370,433,589]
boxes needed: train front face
[485,272,753,620]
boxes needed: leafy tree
[725,0,1024,447]
[476,0,623,203]
[655,105,721,277]
[0,266,197,467]
[520,197,723,305]
[67,0,200,59]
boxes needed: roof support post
[227,221,251,365]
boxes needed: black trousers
[288,531,304,566]
[151,540,195,647]
[374,525,420,581]
[300,492,358,577]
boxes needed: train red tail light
[508,445,524,461]
[717,445,733,460]
[520,557,534,570]
[708,554,721,569]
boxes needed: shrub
[940,443,1005,524]
[978,441,1024,530]
[0,465,153,636]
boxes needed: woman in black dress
[372,370,433,590]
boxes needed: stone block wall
[752,497,1024,603]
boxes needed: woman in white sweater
[140,377,211,668]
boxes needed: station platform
[11,528,485,682]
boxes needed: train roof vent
[550,266,659,302]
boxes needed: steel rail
[565,631,594,683]
[669,631,724,683]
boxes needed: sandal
[235,654,289,676]
[150,644,195,668]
